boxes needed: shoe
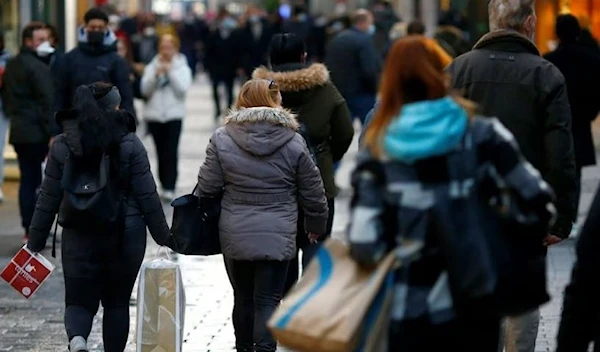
[0,188,4,203]
[570,223,579,238]
[22,233,29,245]
[161,190,175,203]
[69,336,88,352]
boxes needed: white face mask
[36,41,55,57]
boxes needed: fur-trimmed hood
[224,107,299,157]
[252,63,330,92]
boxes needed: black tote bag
[170,186,222,255]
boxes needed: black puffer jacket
[448,30,577,238]
[27,110,169,253]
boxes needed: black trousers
[389,315,500,351]
[211,74,235,118]
[147,120,182,191]
[224,258,289,352]
[284,198,335,295]
[13,143,48,232]
[62,230,145,352]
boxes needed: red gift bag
[1,246,55,299]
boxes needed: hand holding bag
[268,238,397,352]
[170,185,221,255]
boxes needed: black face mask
[87,31,105,45]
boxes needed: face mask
[297,13,308,22]
[143,27,156,37]
[367,24,376,36]
[249,15,261,23]
[35,41,55,57]
[222,18,237,30]
[87,31,105,45]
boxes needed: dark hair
[73,82,118,156]
[21,21,47,44]
[556,14,581,43]
[407,20,426,35]
[268,33,306,67]
[84,8,109,24]
[46,24,59,45]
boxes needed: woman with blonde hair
[349,36,555,350]
[141,34,192,201]
[197,79,329,352]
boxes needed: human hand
[543,234,563,246]
[308,232,320,244]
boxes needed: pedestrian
[325,9,382,125]
[252,33,354,294]
[240,4,275,80]
[447,1,578,351]
[131,19,159,65]
[54,8,136,117]
[117,38,145,100]
[26,82,172,352]
[281,5,315,61]
[556,183,600,351]
[352,36,555,351]
[372,0,400,57]
[204,12,244,121]
[1,22,55,243]
[196,79,329,352]
[0,31,11,203]
[544,14,600,237]
[141,34,192,202]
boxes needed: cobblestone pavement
[0,79,597,351]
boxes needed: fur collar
[252,63,330,92]
[473,29,539,56]
[225,107,299,130]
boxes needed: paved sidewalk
[0,79,596,351]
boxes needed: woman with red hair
[348,36,556,350]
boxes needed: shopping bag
[268,239,397,352]
[170,185,221,255]
[136,259,186,352]
[0,245,55,299]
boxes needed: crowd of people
[1,0,600,351]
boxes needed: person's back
[196,79,328,352]
[55,9,135,116]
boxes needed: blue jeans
[13,143,48,231]
[346,94,376,125]
[0,113,8,186]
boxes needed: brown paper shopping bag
[136,259,186,352]
[268,239,397,352]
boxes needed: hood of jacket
[77,26,118,55]
[252,63,330,92]
[384,97,468,163]
[55,108,136,157]
[473,29,540,56]
[224,107,299,157]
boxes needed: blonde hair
[159,34,180,50]
[235,79,281,109]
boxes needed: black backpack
[58,152,124,230]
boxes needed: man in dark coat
[544,14,600,234]
[240,4,275,79]
[1,22,55,242]
[447,1,577,351]
[325,9,381,125]
[54,8,135,117]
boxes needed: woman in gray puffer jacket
[197,79,328,352]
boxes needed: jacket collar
[225,107,299,130]
[473,30,540,56]
[252,63,330,92]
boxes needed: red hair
[364,36,473,158]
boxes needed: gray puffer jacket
[197,107,329,261]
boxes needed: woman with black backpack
[26,82,172,352]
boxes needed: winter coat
[325,28,382,97]
[27,109,170,255]
[54,28,135,116]
[252,63,354,198]
[141,54,193,123]
[204,28,245,79]
[544,42,600,168]
[197,107,329,261]
[349,97,554,323]
[447,29,577,239]
[1,48,55,144]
